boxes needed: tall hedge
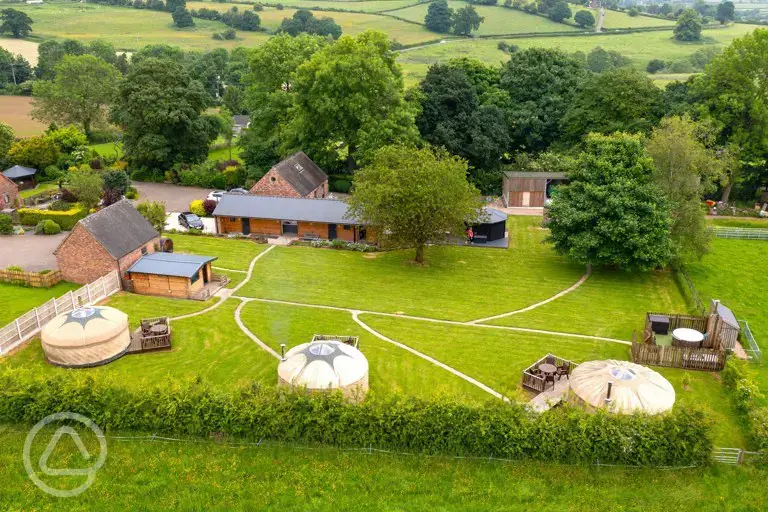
[0,369,713,466]
[17,204,87,230]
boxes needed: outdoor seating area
[522,353,576,393]
[128,316,172,354]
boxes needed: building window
[343,225,351,230]
[2,193,9,204]
[190,271,200,284]
[230,217,236,222]
[141,246,148,255]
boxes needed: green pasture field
[585,7,675,29]
[397,23,765,82]
[0,428,765,512]
[707,216,768,228]
[14,2,269,51]
[195,0,420,13]
[393,1,580,35]
[0,281,79,326]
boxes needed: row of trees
[424,1,484,36]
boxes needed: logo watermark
[23,412,107,497]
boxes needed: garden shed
[472,207,508,245]
[503,171,567,208]
[41,306,131,368]
[2,165,38,191]
[126,252,219,300]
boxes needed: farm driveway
[132,183,214,212]
[165,212,216,234]
[0,231,66,271]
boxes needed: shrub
[5,265,23,271]
[102,188,123,207]
[0,214,12,235]
[0,368,714,467]
[17,204,87,230]
[749,407,768,452]
[202,199,217,216]
[34,219,61,235]
[276,3,284,9]
[60,188,77,203]
[48,200,72,212]
[254,2,263,10]
[189,199,206,217]
[331,239,347,249]
[332,179,351,193]
[125,186,138,200]
[646,59,666,74]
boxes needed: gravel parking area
[165,212,217,234]
[133,182,214,212]
[0,231,67,271]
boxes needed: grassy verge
[0,281,79,326]
[18,183,59,199]
[0,427,765,511]
[167,233,267,271]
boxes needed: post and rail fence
[707,226,768,240]
[0,271,122,355]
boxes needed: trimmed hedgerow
[17,204,87,230]
[0,369,712,466]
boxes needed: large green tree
[6,136,60,170]
[562,68,664,141]
[546,133,673,271]
[715,1,734,24]
[452,5,484,36]
[499,48,587,152]
[67,168,104,210]
[674,9,702,41]
[0,8,33,38]
[646,116,725,264]
[347,145,484,263]
[424,0,454,33]
[692,29,768,201]
[0,121,13,163]
[110,57,219,170]
[0,48,31,87]
[283,31,418,171]
[32,55,121,137]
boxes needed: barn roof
[74,200,158,259]
[213,194,359,225]
[504,171,567,179]
[3,165,38,179]
[128,252,217,279]
[271,152,328,196]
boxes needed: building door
[282,221,298,235]
[522,192,531,207]
[328,224,337,240]
[241,218,250,235]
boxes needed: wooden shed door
[241,218,250,235]
[522,192,531,207]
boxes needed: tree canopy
[424,0,454,33]
[110,57,219,170]
[0,8,33,38]
[574,10,595,28]
[546,133,673,271]
[280,9,341,39]
[452,6,484,36]
[674,9,702,41]
[715,1,735,24]
[347,145,484,263]
[32,55,121,137]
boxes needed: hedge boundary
[0,369,713,466]
[17,204,87,230]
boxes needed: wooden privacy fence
[0,269,62,288]
[0,271,122,355]
[631,342,726,371]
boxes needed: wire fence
[675,266,706,315]
[708,227,768,240]
[739,320,763,365]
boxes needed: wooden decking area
[528,378,570,413]
[127,317,172,354]
[190,274,229,301]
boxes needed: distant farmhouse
[55,200,159,284]
[26,0,44,4]
[249,152,329,199]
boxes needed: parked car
[206,190,226,202]
[178,212,204,230]
[227,188,249,195]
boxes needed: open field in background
[397,23,765,82]
[0,96,48,138]
[11,2,270,51]
[238,217,586,321]
[0,281,79,326]
[240,301,490,400]
[393,1,579,35]
[0,37,40,65]
[0,428,765,512]
[582,7,675,29]
[231,0,421,12]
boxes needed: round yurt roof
[41,306,130,368]
[569,360,675,415]
[278,340,368,390]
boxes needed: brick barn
[249,152,329,199]
[213,195,368,242]
[0,173,20,210]
[55,200,160,284]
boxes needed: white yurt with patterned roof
[569,360,675,415]
[278,339,369,402]
[41,306,131,368]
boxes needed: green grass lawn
[205,144,242,162]
[167,234,267,271]
[238,217,586,321]
[707,216,768,228]
[393,2,580,35]
[397,23,765,83]
[16,1,269,51]
[88,142,123,159]
[17,182,59,199]
[488,268,691,340]
[0,281,79,326]
[1,427,765,511]
[240,300,489,401]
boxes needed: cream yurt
[278,340,369,402]
[569,360,675,415]
[41,306,131,368]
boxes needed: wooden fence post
[70,291,76,310]
[15,319,23,340]
[102,275,108,297]
[34,308,40,329]
[86,283,92,304]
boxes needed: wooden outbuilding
[126,252,218,299]
[2,165,38,191]
[503,171,567,208]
